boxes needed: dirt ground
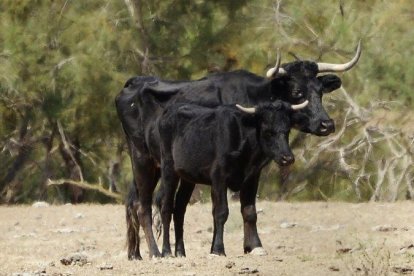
[1,201,414,276]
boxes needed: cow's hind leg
[130,144,162,258]
[159,158,179,257]
[240,174,265,255]
[174,180,195,257]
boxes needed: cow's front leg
[160,158,179,257]
[210,174,229,256]
[240,174,265,255]
[174,180,195,257]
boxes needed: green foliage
[0,0,413,203]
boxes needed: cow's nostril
[319,120,334,133]
[281,154,295,165]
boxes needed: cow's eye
[292,89,302,98]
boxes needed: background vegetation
[1,0,413,203]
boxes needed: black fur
[116,63,343,259]
[157,102,294,256]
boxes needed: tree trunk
[0,111,32,194]
[59,138,84,204]
[38,123,57,200]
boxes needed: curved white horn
[317,40,362,73]
[266,50,287,78]
[266,67,287,78]
[291,100,309,110]
[236,104,256,114]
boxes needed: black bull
[157,101,305,257]
[116,44,361,259]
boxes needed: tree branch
[57,120,84,182]
[47,178,122,201]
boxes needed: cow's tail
[152,187,163,239]
[126,182,142,260]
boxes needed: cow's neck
[226,135,270,192]
[244,80,274,105]
[241,126,270,168]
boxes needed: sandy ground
[1,201,414,276]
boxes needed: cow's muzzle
[279,154,295,166]
[318,119,335,136]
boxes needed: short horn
[236,104,256,114]
[317,40,362,73]
[291,100,309,110]
[266,49,287,78]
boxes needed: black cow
[116,43,361,259]
[156,100,307,256]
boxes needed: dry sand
[1,201,413,275]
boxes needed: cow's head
[236,100,308,166]
[267,41,361,136]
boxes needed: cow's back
[159,104,248,185]
[205,70,269,105]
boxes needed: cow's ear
[318,74,342,94]
[142,82,180,102]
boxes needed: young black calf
[156,100,307,256]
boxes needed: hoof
[250,247,267,256]
[162,252,173,258]
[175,252,186,258]
[151,255,162,262]
[128,255,143,261]
[208,253,226,258]
[150,252,162,259]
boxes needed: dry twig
[47,178,121,201]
